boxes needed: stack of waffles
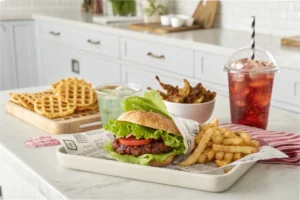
[9,78,99,119]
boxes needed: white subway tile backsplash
[286,11,299,19]
[272,10,286,19]
[293,20,300,29]
[173,0,299,37]
[294,2,300,10]
[1,0,81,12]
[266,1,279,10]
[278,19,294,29]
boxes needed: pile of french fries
[179,119,261,167]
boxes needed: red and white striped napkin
[221,123,300,166]
[24,136,61,148]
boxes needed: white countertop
[1,11,299,70]
[0,86,299,200]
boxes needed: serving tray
[6,101,102,134]
[56,146,256,192]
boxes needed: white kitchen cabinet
[79,53,121,86]
[39,43,121,86]
[122,64,182,90]
[0,22,17,90]
[195,51,229,88]
[272,68,300,113]
[12,21,38,88]
[0,21,37,90]
[38,41,71,85]
[121,38,194,77]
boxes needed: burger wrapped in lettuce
[103,91,185,167]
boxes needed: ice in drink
[96,83,142,126]
[225,48,279,129]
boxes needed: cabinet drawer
[121,38,194,77]
[122,65,182,90]
[273,68,300,107]
[63,27,119,59]
[37,21,65,43]
[195,52,229,87]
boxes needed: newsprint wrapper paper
[56,115,288,174]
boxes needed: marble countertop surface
[0,86,299,200]
[1,10,299,70]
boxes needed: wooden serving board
[129,23,202,34]
[6,101,102,134]
[193,0,219,29]
[281,36,300,47]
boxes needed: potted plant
[143,0,165,23]
[109,0,136,16]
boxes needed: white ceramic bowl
[171,17,184,28]
[164,98,216,124]
[160,15,174,26]
[177,15,194,26]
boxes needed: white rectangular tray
[56,146,256,192]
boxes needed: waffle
[51,77,90,92]
[17,94,35,110]
[75,101,99,112]
[9,93,21,105]
[56,82,95,108]
[10,91,54,110]
[34,95,76,119]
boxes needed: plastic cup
[95,83,142,126]
[224,47,279,129]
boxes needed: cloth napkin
[24,136,61,148]
[221,123,300,166]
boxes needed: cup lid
[224,47,280,73]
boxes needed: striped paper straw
[251,16,255,60]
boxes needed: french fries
[224,152,234,163]
[197,149,210,164]
[233,153,242,161]
[224,131,238,139]
[215,160,228,167]
[215,151,225,160]
[222,137,243,145]
[207,149,216,161]
[179,128,214,166]
[178,118,261,168]
[212,130,223,144]
[213,144,258,154]
[195,130,204,144]
[250,140,261,148]
[240,132,251,145]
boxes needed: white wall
[174,0,300,37]
[0,0,81,13]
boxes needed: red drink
[228,72,275,129]
[225,49,279,130]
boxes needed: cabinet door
[38,41,71,85]
[0,22,17,90]
[122,65,182,90]
[59,47,122,86]
[79,54,121,86]
[272,68,300,113]
[195,51,229,87]
[11,21,38,88]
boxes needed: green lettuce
[103,141,180,165]
[122,90,171,118]
[104,120,184,150]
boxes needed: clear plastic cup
[224,47,279,129]
[95,83,142,126]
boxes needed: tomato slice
[119,136,153,146]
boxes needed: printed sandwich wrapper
[56,115,288,174]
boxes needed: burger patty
[112,138,173,157]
